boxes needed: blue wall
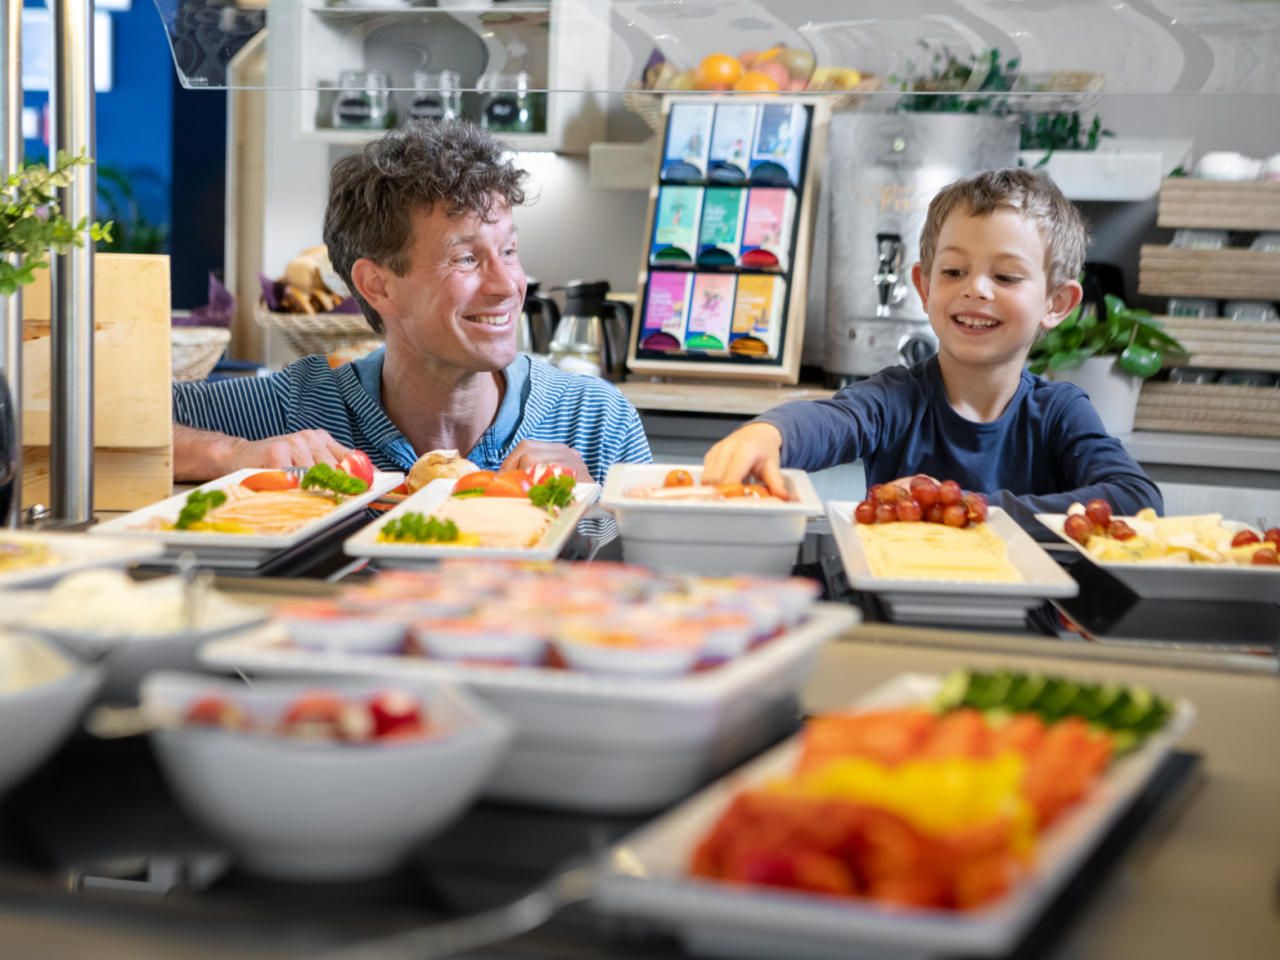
[22,0,174,230]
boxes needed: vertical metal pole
[0,0,23,527]
[49,0,94,525]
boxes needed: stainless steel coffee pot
[517,279,560,356]
[548,280,632,381]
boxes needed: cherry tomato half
[663,468,695,488]
[525,463,573,486]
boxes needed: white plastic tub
[600,464,825,576]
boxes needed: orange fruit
[695,53,743,90]
[732,70,781,92]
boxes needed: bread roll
[408,449,479,493]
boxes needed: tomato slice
[242,470,299,492]
[339,450,375,487]
[664,468,694,488]
[487,469,533,498]
[452,470,496,496]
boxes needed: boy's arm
[989,391,1163,537]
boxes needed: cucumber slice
[936,669,973,710]
[1110,729,1141,755]
[978,671,1016,710]
[1106,686,1154,728]
[1036,680,1082,720]
[984,707,1014,728]
[1008,674,1047,712]
[963,672,994,709]
[1081,682,1124,721]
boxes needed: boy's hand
[885,473,939,499]
[702,423,788,499]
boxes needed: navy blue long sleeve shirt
[756,358,1163,535]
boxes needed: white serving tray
[0,530,164,589]
[593,673,1195,960]
[91,469,404,568]
[828,503,1078,628]
[1036,513,1279,604]
[600,464,824,575]
[201,603,860,813]
[344,478,601,565]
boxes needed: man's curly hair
[323,120,529,334]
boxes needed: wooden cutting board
[20,253,173,510]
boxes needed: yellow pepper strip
[766,753,1036,858]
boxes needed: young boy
[702,168,1163,531]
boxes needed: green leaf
[1049,348,1089,371]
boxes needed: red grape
[1063,514,1093,545]
[1108,520,1137,541]
[942,504,968,528]
[1232,530,1262,548]
[926,503,946,525]
[963,492,989,524]
[876,484,901,505]
[1085,499,1112,530]
[909,477,941,510]
[853,500,877,525]
[896,499,924,523]
[1251,547,1278,566]
[867,484,884,503]
[875,504,897,524]
[1264,527,1280,547]
[939,480,963,506]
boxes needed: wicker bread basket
[171,326,231,382]
[254,301,382,358]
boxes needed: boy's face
[912,208,1081,376]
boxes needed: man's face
[379,200,527,373]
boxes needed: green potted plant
[1,150,112,296]
[1028,294,1189,435]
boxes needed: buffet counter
[0,615,1276,960]
[618,379,1280,486]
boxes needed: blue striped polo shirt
[172,349,652,482]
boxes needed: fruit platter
[827,481,1078,627]
[92,459,403,568]
[1038,502,1280,603]
[201,560,859,813]
[345,465,600,564]
[593,670,1193,960]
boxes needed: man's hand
[701,422,788,499]
[500,440,592,482]
[227,429,350,471]
[173,424,351,482]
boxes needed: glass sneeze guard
[154,0,1280,97]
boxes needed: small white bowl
[0,634,102,798]
[554,619,705,678]
[142,672,511,881]
[275,601,407,655]
[413,618,547,666]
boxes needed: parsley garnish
[379,512,460,543]
[528,475,575,512]
[300,463,369,497]
[175,489,228,529]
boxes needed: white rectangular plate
[91,469,404,558]
[0,530,164,590]
[828,503,1078,627]
[600,463,824,518]
[594,673,1195,960]
[344,478,601,564]
[1036,513,1279,603]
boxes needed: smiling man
[172,121,651,483]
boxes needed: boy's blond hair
[918,168,1087,290]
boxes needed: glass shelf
[155,0,1280,96]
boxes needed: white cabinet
[274,0,611,153]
